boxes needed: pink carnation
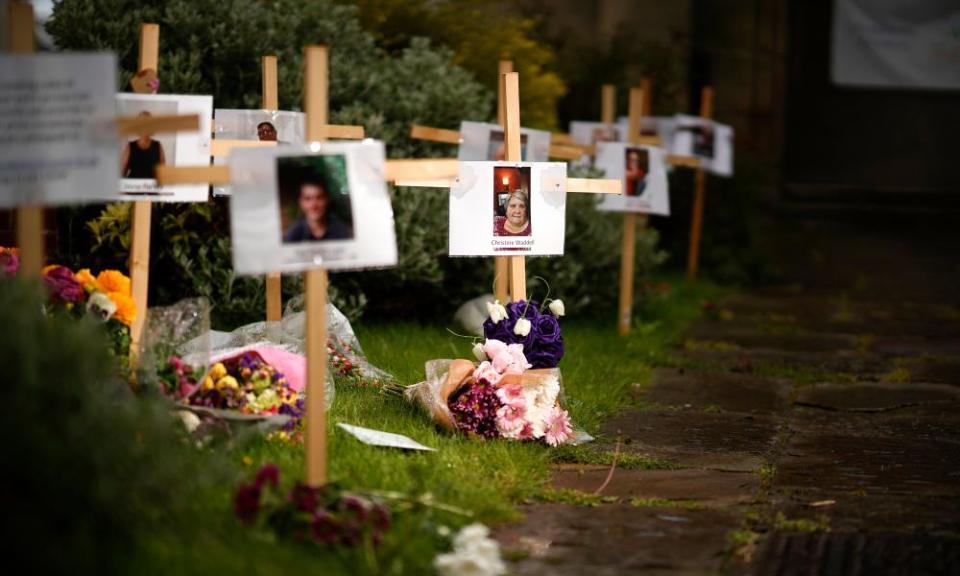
[496,383,525,406]
[515,421,536,441]
[483,339,508,360]
[543,406,573,447]
[490,350,513,373]
[473,361,502,385]
[495,403,527,435]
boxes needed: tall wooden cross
[686,86,714,280]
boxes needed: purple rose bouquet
[482,298,565,369]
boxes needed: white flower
[472,342,488,362]
[513,317,531,336]
[434,523,506,576]
[177,410,201,434]
[486,300,507,323]
[86,291,117,321]
[548,299,565,317]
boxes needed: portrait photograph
[569,121,622,168]
[449,161,567,257]
[116,93,213,202]
[671,115,734,177]
[214,109,305,145]
[277,155,354,244]
[228,141,397,275]
[624,147,650,197]
[595,142,670,216]
[487,129,529,161]
[492,166,532,237]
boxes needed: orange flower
[42,264,60,276]
[97,270,131,296]
[75,268,99,292]
[107,291,137,327]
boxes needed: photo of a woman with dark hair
[279,156,354,244]
[120,110,166,179]
[624,148,649,197]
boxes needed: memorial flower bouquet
[234,464,392,548]
[0,251,136,362]
[387,297,574,446]
[159,350,305,435]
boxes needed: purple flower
[290,482,320,512]
[311,510,340,545]
[341,495,369,522]
[234,483,262,525]
[254,464,280,489]
[42,266,85,304]
[371,503,391,532]
[506,299,540,322]
[448,380,503,438]
[532,314,561,344]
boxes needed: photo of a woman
[492,166,532,237]
[120,111,166,179]
[279,156,354,244]
[624,148,649,197]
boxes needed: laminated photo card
[212,109,306,196]
[0,53,119,207]
[117,93,213,202]
[458,121,551,163]
[616,115,677,149]
[595,142,670,216]
[449,161,567,257]
[229,140,397,274]
[671,115,734,177]
[568,121,622,167]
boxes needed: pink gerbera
[543,406,573,446]
[495,403,526,435]
[496,383,525,405]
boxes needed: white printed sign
[212,109,306,196]
[458,121,551,162]
[0,53,118,207]
[595,143,670,215]
[116,93,213,202]
[229,141,397,274]
[449,161,567,257]
[670,115,734,177]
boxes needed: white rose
[513,317,531,336]
[472,342,488,362]
[548,299,565,317]
[486,300,507,323]
[86,291,117,321]
[177,410,201,433]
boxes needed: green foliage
[0,278,234,573]
[344,0,565,130]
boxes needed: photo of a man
[624,147,649,197]
[278,155,354,244]
[257,121,278,142]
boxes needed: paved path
[496,216,960,575]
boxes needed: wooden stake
[262,55,283,322]
[494,60,513,303]
[617,86,648,336]
[303,45,329,488]
[128,23,160,359]
[601,84,616,125]
[501,72,527,302]
[8,1,43,277]
[686,86,714,280]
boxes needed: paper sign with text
[449,161,566,257]
[595,142,670,215]
[229,141,397,274]
[0,53,118,208]
[116,93,213,202]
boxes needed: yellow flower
[75,268,99,292]
[106,291,137,327]
[210,362,227,381]
[215,376,239,390]
[97,270,131,296]
[202,377,214,391]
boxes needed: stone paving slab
[644,368,794,414]
[687,325,861,353]
[495,503,740,576]
[794,382,960,412]
[550,466,759,506]
[602,410,781,472]
[678,348,891,378]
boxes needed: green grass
[137,276,725,573]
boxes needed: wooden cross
[686,86,714,280]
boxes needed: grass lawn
[135,276,725,574]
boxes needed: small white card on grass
[449,161,566,257]
[212,109,305,196]
[671,115,734,177]
[458,121,551,162]
[0,53,118,208]
[595,142,670,216]
[229,140,397,274]
[116,93,213,202]
[337,423,435,452]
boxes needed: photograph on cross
[493,165,532,238]
[595,143,669,216]
[278,154,355,244]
